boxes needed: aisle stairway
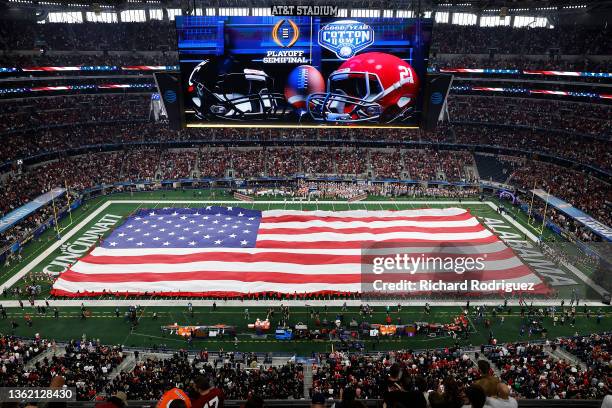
[548,346,587,371]
[109,353,136,380]
[303,363,313,398]
[25,347,60,369]
[469,351,501,376]
[474,153,517,183]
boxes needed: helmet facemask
[189,62,291,121]
[308,71,384,123]
[308,64,418,124]
[210,71,290,120]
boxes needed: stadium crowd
[106,352,304,401]
[0,95,150,135]
[449,96,611,139]
[2,332,610,403]
[1,96,609,174]
[431,24,612,55]
[0,146,477,215]
[311,336,611,403]
[560,333,610,369]
[0,193,72,251]
[1,336,124,400]
[430,55,612,74]
[3,20,611,56]
[560,333,611,398]
[0,334,51,387]
[485,341,609,400]
[0,21,177,52]
[1,152,123,216]
[451,125,610,173]
[0,140,609,255]
[0,52,177,68]
[509,161,611,228]
[312,348,478,400]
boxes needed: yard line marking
[1,299,606,307]
[465,313,478,333]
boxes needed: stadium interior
[0,0,610,407]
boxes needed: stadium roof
[2,0,611,15]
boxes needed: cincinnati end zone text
[371,279,536,293]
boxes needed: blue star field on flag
[102,206,262,249]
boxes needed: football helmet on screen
[307,52,420,124]
[187,59,292,121]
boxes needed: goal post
[526,183,549,238]
[52,181,75,237]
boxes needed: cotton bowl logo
[272,19,299,48]
[318,20,374,59]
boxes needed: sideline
[105,200,488,205]
[0,299,607,308]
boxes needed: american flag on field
[51,206,549,297]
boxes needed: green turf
[0,305,609,353]
[0,190,609,352]
[6,191,593,297]
[0,190,600,299]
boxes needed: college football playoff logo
[272,19,299,48]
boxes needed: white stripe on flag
[52,274,545,294]
[69,257,526,275]
[259,218,481,229]
[89,241,510,257]
[262,208,468,217]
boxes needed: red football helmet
[307,52,420,124]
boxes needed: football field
[0,190,609,352]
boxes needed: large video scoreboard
[175,15,433,128]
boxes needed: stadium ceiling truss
[2,0,611,18]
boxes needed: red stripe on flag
[258,224,486,235]
[50,281,551,298]
[260,212,474,223]
[79,247,518,265]
[57,266,534,284]
[255,235,500,249]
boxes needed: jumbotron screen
[176,16,433,128]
